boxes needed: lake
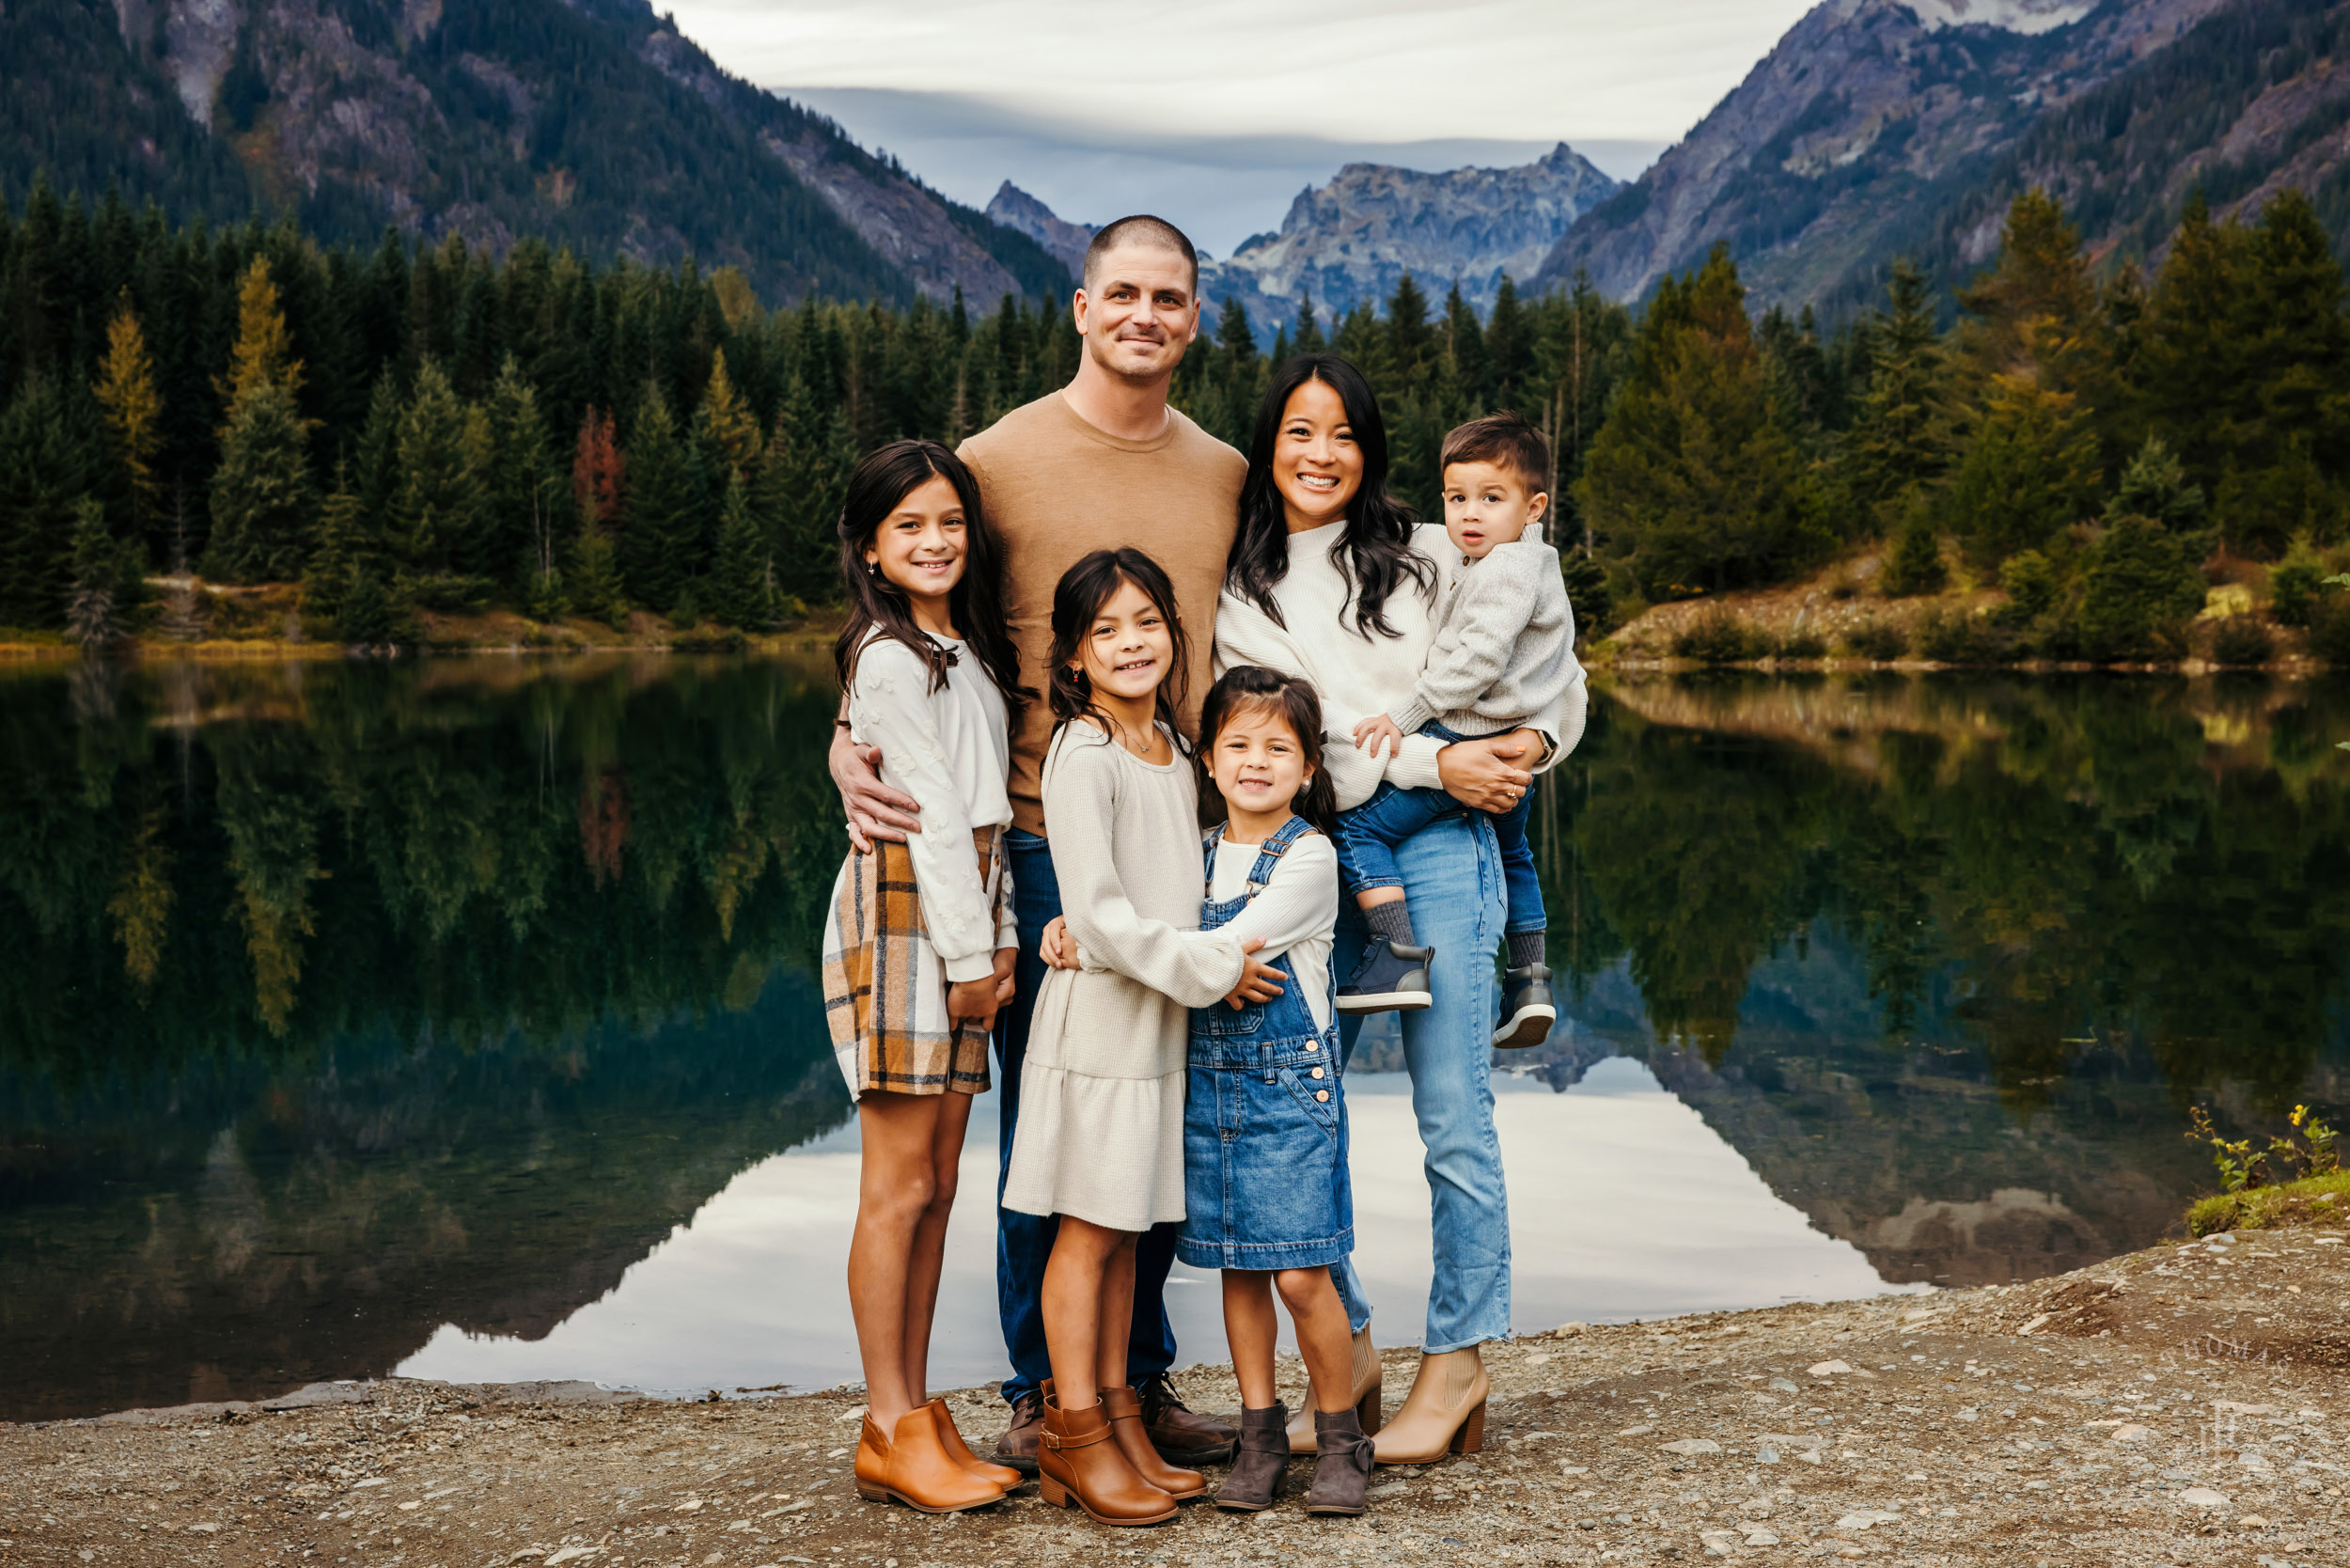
[4,657,2343,1422]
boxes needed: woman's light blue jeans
[1330,807,1512,1352]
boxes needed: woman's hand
[1436,732,1535,812]
[1039,915,1076,970]
[947,976,998,1031]
[828,727,920,852]
[992,946,1017,1008]
[1224,936,1287,1010]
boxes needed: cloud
[668,0,1819,144]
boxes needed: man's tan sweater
[959,391,1245,835]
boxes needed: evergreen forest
[1,180,2347,660]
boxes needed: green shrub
[1775,627,1828,660]
[2309,595,2350,667]
[1881,501,1948,597]
[2209,618,2275,667]
[1917,607,2006,665]
[402,572,495,613]
[2076,515,2204,662]
[1998,550,2060,622]
[1844,619,1909,662]
[1669,604,1765,664]
[2270,533,2328,627]
[1560,551,1614,640]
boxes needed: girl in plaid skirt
[821,440,1032,1513]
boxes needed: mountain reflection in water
[1,660,2342,1420]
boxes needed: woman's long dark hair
[1226,353,1435,638]
[1196,665,1340,837]
[1047,547,1191,751]
[833,439,1028,714]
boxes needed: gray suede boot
[1304,1406,1375,1515]
[1214,1403,1290,1513]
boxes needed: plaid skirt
[822,828,1002,1098]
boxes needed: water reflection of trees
[1547,674,2350,1110]
[0,657,857,1420]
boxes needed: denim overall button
[1315,1090,1330,1102]
[1303,1042,1317,1052]
[1309,1066,1325,1079]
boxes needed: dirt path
[6,1230,2345,1568]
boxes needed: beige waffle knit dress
[1001,721,1248,1232]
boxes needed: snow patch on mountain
[1897,0,2095,33]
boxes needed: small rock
[398,1501,422,1512]
[2239,1514,2269,1529]
[1559,1465,1590,1477]
[187,1524,220,1536]
[1364,1482,1407,1498]
[1744,1529,1780,1545]
[2111,1424,2152,1443]
[1756,1445,1780,1465]
[2179,1488,2232,1509]
[1768,1377,1799,1393]
[1662,1438,1722,1456]
[1834,1510,1903,1530]
[1700,1529,1741,1557]
[1559,1322,1589,1336]
[1618,1424,1656,1437]
[1809,1360,1854,1377]
[672,1498,704,1513]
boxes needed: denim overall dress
[1174,816,1355,1272]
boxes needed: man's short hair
[1082,215,1198,295]
[1441,412,1551,497]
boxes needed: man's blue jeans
[994,828,1180,1407]
[1334,808,1512,1351]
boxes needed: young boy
[1334,412,1574,1047]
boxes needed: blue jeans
[994,828,1180,1407]
[1334,725,1546,937]
[1335,809,1512,1350]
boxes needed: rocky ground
[5,1227,2346,1568]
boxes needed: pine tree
[0,376,95,628]
[2134,190,2249,491]
[352,371,403,545]
[390,359,490,576]
[1575,245,1811,596]
[204,257,314,584]
[693,346,761,484]
[619,382,697,611]
[1291,291,1325,355]
[1881,496,1948,597]
[2076,514,2205,661]
[572,404,624,531]
[1486,275,1533,411]
[204,380,314,583]
[2105,436,2206,531]
[569,517,630,632]
[484,355,559,590]
[705,475,772,631]
[1957,188,2101,390]
[93,299,164,547]
[64,497,127,648]
[1385,274,1434,390]
[302,466,365,633]
[1845,260,1954,525]
[1944,372,2099,568]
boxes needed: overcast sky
[665,0,1825,253]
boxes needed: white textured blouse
[844,630,1019,980]
[1002,721,1246,1231]
[1207,830,1339,1033]
[1213,519,1588,809]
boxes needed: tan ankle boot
[1037,1391,1177,1526]
[854,1406,1009,1513]
[1370,1346,1487,1466]
[925,1398,1023,1489]
[1102,1386,1207,1499]
[1287,1325,1383,1453]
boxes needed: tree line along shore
[0,177,2346,663]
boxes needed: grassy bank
[2188,1171,2350,1236]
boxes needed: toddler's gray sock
[1364,899,1418,949]
[1506,930,1547,970]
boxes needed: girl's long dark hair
[1226,353,1435,638]
[1197,665,1340,837]
[1047,547,1191,751]
[833,439,1029,713]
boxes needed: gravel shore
[7,1226,2345,1567]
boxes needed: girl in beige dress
[1001,547,1285,1526]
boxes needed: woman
[1213,353,1586,1464]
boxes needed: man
[829,215,1248,1470]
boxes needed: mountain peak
[983,182,1095,279]
[1895,0,2097,33]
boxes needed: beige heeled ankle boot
[1370,1345,1488,1466]
[1287,1325,1383,1453]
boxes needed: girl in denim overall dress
[1180,666,1377,1517]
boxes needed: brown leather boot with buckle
[992,1388,1044,1476]
[1136,1370,1237,1465]
[1037,1390,1177,1526]
[1102,1386,1207,1500]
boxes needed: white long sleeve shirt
[1212,520,1588,809]
[1207,829,1339,1032]
[845,630,1020,981]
